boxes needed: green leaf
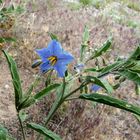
[135,84,140,95]
[6,5,15,13]
[4,37,16,42]
[0,125,15,140]
[0,125,7,140]
[129,61,140,73]
[82,25,89,44]
[80,44,87,62]
[119,69,140,85]
[0,0,3,3]
[18,98,35,110]
[48,33,58,41]
[79,93,140,116]
[34,84,60,100]
[2,50,23,108]
[128,45,140,60]
[80,26,89,62]
[19,111,28,122]
[0,38,5,43]
[18,84,60,110]
[0,37,16,43]
[84,68,100,72]
[90,37,112,59]
[27,123,61,140]
[99,61,124,76]
[86,76,113,94]
[133,114,140,122]
[15,6,25,14]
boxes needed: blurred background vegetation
[0,0,140,139]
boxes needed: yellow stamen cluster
[48,56,57,66]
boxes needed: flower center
[48,56,57,66]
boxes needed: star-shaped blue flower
[36,40,74,77]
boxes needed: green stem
[17,112,26,140]
[36,67,111,140]
[65,97,79,101]
[44,78,66,126]
[36,78,66,140]
[63,82,89,100]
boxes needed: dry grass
[1,0,140,139]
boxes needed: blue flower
[90,84,101,92]
[36,40,74,77]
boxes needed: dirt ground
[1,0,140,139]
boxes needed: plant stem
[63,81,89,100]
[44,78,66,126]
[36,69,110,140]
[36,78,66,140]
[65,96,79,101]
[17,112,26,140]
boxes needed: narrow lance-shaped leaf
[34,83,60,100]
[135,84,140,95]
[133,114,140,122]
[130,61,140,73]
[99,61,124,76]
[2,50,23,108]
[79,93,140,116]
[48,32,58,41]
[18,84,60,110]
[84,67,100,72]
[128,45,140,60]
[86,76,113,94]
[0,37,16,43]
[27,123,61,140]
[119,69,140,85]
[90,37,112,59]
[83,25,89,44]
[80,25,89,62]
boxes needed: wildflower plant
[1,25,140,140]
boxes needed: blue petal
[36,48,51,61]
[54,63,67,77]
[40,61,52,73]
[90,85,101,92]
[57,52,74,64]
[47,40,62,56]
